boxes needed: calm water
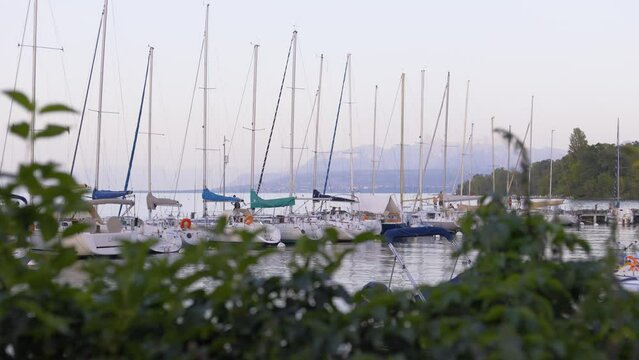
[68,195,639,293]
[250,224,638,293]
[56,224,639,294]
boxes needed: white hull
[179,219,282,246]
[143,225,182,253]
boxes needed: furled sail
[146,192,181,210]
[312,189,355,203]
[202,188,241,203]
[92,189,132,200]
[250,190,295,209]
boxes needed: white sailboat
[181,7,280,246]
[141,46,182,253]
[32,0,147,256]
[610,118,633,226]
[406,72,464,231]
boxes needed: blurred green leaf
[34,124,70,139]
[4,90,34,111]
[39,103,76,114]
[10,122,30,139]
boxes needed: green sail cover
[250,190,295,209]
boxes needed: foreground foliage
[2,92,638,358]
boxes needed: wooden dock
[571,209,639,225]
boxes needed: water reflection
[55,225,639,294]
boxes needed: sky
[1,0,638,193]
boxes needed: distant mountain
[224,142,565,193]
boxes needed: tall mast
[147,46,154,219]
[459,80,469,196]
[491,116,495,193]
[617,118,620,207]
[549,129,554,200]
[371,85,378,195]
[506,124,511,195]
[312,53,324,207]
[30,0,38,167]
[95,0,108,191]
[468,123,474,195]
[443,72,450,194]
[347,53,354,198]
[202,4,209,217]
[250,44,259,191]
[417,69,425,205]
[223,136,228,210]
[528,95,534,195]
[400,73,405,207]
[289,30,297,211]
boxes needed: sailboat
[138,46,183,252]
[308,54,382,240]
[406,72,466,231]
[249,30,322,243]
[610,118,633,226]
[30,0,147,256]
[179,6,280,246]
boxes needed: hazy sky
[1,0,638,192]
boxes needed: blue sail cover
[384,226,453,244]
[92,189,132,200]
[202,188,241,203]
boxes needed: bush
[1,91,638,358]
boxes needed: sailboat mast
[418,70,425,205]
[371,85,378,195]
[469,122,474,195]
[95,0,108,191]
[617,118,620,207]
[202,4,209,217]
[549,129,554,200]
[250,44,258,191]
[289,30,297,209]
[443,72,450,194]
[460,80,469,196]
[507,124,511,195]
[312,53,323,207]
[30,0,38,167]
[148,46,154,219]
[347,53,354,198]
[400,73,405,207]
[491,116,495,193]
[528,95,534,195]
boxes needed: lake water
[75,194,639,293]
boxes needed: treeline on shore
[459,128,639,199]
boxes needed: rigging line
[295,38,314,108]
[375,78,401,175]
[0,0,32,174]
[110,1,131,165]
[171,38,204,200]
[322,56,349,194]
[119,51,151,216]
[47,0,76,163]
[294,88,319,182]
[255,34,294,194]
[412,82,447,209]
[70,13,103,176]
[213,48,253,193]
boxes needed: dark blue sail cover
[202,188,241,203]
[92,189,132,200]
[312,189,355,203]
[384,226,453,244]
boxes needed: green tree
[568,127,588,156]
